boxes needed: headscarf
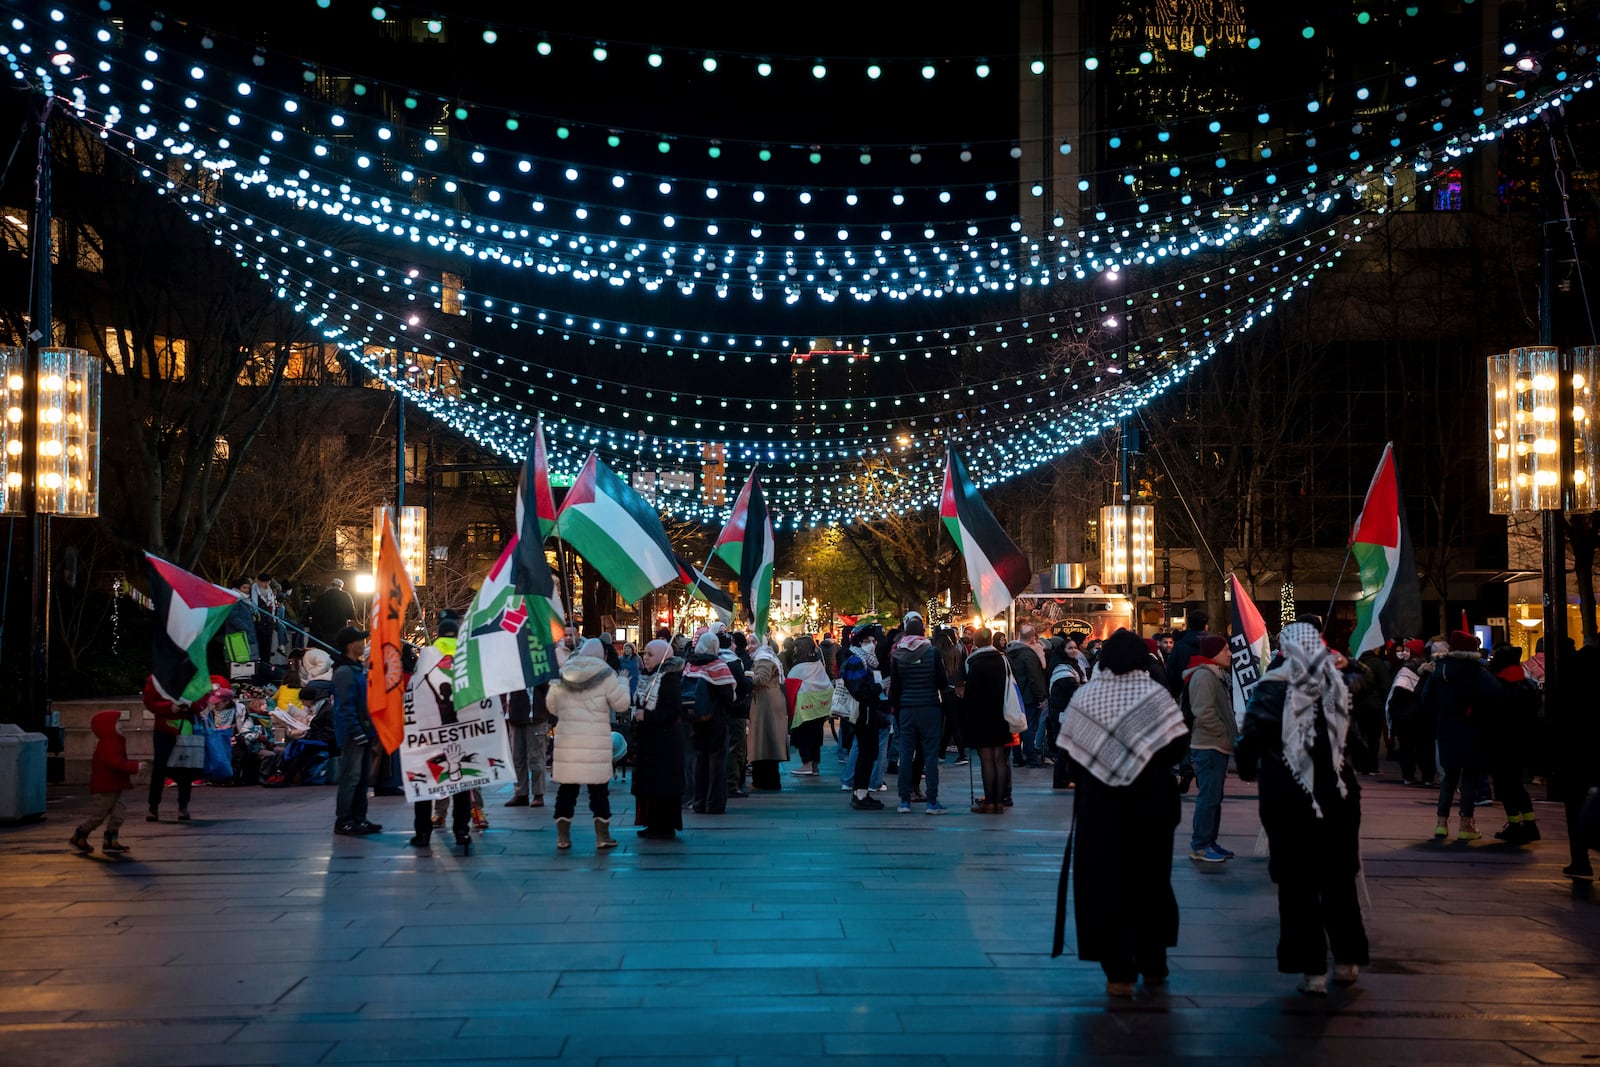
[642,639,672,671]
[1269,621,1350,817]
[694,630,721,657]
[635,639,676,710]
[577,637,606,660]
[1057,629,1187,788]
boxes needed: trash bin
[0,723,48,822]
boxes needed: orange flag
[367,508,415,753]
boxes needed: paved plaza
[2,749,1600,1066]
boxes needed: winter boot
[471,806,489,831]
[555,816,572,850]
[594,817,618,850]
[1456,816,1482,842]
[1432,818,1449,839]
[68,831,92,853]
[101,833,130,854]
[1493,813,1523,841]
[1521,814,1541,841]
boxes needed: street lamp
[1099,503,1154,586]
[372,504,427,586]
[0,345,101,516]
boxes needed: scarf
[1270,622,1350,818]
[856,642,879,670]
[684,656,734,689]
[893,634,931,655]
[1058,669,1186,788]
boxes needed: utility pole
[21,100,52,731]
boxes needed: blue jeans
[1190,748,1229,851]
[841,724,890,789]
[897,707,941,803]
[1020,703,1044,764]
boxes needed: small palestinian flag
[1347,442,1422,656]
[712,470,775,636]
[144,553,239,704]
[941,448,1031,620]
[511,419,559,597]
[556,452,679,604]
[675,551,735,624]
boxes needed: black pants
[792,718,824,764]
[554,782,611,819]
[851,720,880,791]
[413,794,469,841]
[1276,873,1370,974]
[1493,766,1533,818]
[693,717,728,814]
[1398,718,1436,783]
[149,730,194,813]
[941,702,965,759]
[1437,766,1486,818]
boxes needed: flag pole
[1324,546,1355,623]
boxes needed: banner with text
[400,697,514,802]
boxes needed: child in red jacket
[69,711,146,855]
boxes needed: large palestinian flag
[1226,573,1271,724]
[555,452,679,604]
[674,551,735,625]
[712,470,775,636]
[510,419,559,598]
[144,553,238,704]
[941,448,1031,620]
[1347,442,1422,656]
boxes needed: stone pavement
[2,748,1599,1066]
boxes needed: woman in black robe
[630,639,685,839]
[1235,621,1369,996]
[1055,629,1188,998]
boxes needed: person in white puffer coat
[548,637,631,851]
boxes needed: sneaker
[926,802,947,815]
[68,832,92,853]
[1332,963,1360,985]
[876,784,888,792]
[471,808,490,830]
[1105,981,1136,998]
[952,757,970,767]
[897,802,912,814]
[1213,845,1235,859]
[101,838,130,854]
[352,820,383,835]
[1563,863,1595,880]
[1493,821,1522,842]
[851,795,884,810]
[1298,974,1328,996]
[1188,845,1229,863]
[1432,821,1449,839]
[1456,818,1482,842]
[841,783,852,791]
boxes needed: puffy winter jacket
[548,653,630,785]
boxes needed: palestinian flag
[451,536,563,706]
[1226,573,1271,724]
[144,553,238,704]
[940,448,1031,620]
[1347,442,1422,657]
[555,452,679,604]
[712,470,775,636]
[510,420,559,597]
[674,551,734,625]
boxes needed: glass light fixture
[1487,346,1598,514]
[1099,504,1154,586]
[0,346,101,516]
[373,504,428,586]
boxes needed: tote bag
[1001,659,1029,734]
[168,722,205,771]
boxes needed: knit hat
[1144,637,1161,656]
[300,648,333,681]
[1197,634,1229,661]
[577,637,606,659]
[1403,639,1426,658]
[1448,631,1480,653]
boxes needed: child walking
[70,711,146,855]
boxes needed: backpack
[680,673,715,724]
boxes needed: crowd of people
[76,591,1599,1001]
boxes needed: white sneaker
[1298,974,1328,996]
[1332,964,1359,985]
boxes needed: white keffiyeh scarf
[1058,669,1186,788]
[1270,622,1351,818]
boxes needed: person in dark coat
[1421,632,1500,841]
[1554,642,1600,878]
[1236,621,1369,996]
[307,579,358,648]
[1045,643,1083,790]
[1386,639,1433,786]
[1163,610,1211,697]
[1055,629,1188,997]
[631,639,685,839]
[963,630,1011,812]
[1486,645,1540,843]
[839,623,891,810]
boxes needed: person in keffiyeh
[1055,628,1188,998]
[1236,621,1369,997]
